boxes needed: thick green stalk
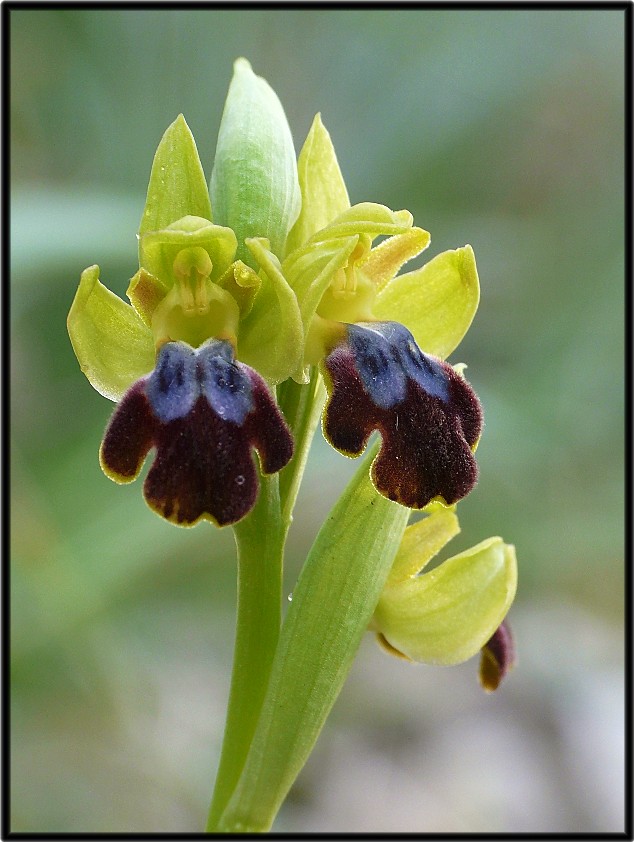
[277,368,326,528]
[205,474,285,831]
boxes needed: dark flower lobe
[99,340,293,527]
[322,322,482,509]
[142,395,262,526]
[479,620,515,692]
[99,382,156,481]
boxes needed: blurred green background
[10,8,625,833]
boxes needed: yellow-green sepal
[138,114,212,244]
[239,237,304,384]
[283,203,427,377]
[372,506,517,665]
[373,244,480,360]
[385,504,461,585]
[285,113,351,254]
[67,265,155,402]
[210,58,301,266]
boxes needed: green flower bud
[210,58,301,265]
[371,505,517,666]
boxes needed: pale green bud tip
[210,57,301,266]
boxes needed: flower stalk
[206,474,285,829]
[277,368,327,527]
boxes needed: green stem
[215,445,410,832]
[205,474,285,831]
[206,374,324,831]
[277,368,326,528]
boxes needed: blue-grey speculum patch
[146,339,254,425]
[198,340,254,425]
[348,322,449,408]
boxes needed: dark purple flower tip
[479,619,516,692]
[322,322,483,509]
[99,339,293,527]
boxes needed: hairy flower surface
[100,339,292,526]
[323,321,481,508]
[479,619,516,692]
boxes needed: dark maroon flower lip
[322,321,483,510]
[479,620,516,692]
[99,339,293,527]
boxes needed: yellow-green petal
[126,267,170,327]
[373,518,517,665]
[360,227,430,290]
[386,504,460,586]
[285,113,351,255]
[373,244,480,359]
[67,265,155,402]
[138,114,212,243]
[238,237,303,384]
[216,260,262,319]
